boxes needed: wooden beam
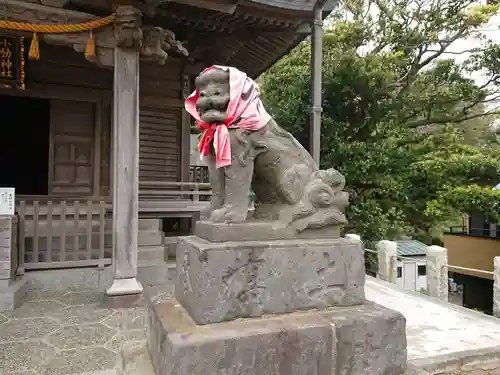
[0,0,99,24]
[40,0,70,6]
[0,0,115,65]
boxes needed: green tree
[260,0,500,245]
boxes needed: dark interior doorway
[0,95,50,195]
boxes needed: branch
[407,111,500,128]
[417,26,469,70]
[426,48,481,55]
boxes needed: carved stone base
[194,220,341,241]
[148,298,407,375]
[106,277,143,296]
[175,233,365,325]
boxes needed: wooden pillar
[106,43,143,296]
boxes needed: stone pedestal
[0,216,28,312]
[175,233,365,324]
[147,299,407,375]
[147,221,407,375]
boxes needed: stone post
[376,240,397,283]
[106,5,143,296]
[0,216,17,285]
[345,233,361,242]
[309,1,325,164]
[425,245,448,301]
[494,257,500,318]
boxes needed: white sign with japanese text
[0,188,15,216]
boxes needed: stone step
[138,245,165,262]
[138,219,161,231]
[138,230,164,247]
[164,236,179,258]
[138,261,169,287]
[117,344,155,375]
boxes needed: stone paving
[437,362,500,375]
[0,286,173,375]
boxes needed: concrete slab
[366,277,500,370]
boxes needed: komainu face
[195,68,230,124]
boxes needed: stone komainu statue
[185,66,349,234]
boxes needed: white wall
[396,257,427,292]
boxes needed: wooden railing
[139,181,212,202]
[15,182,213,270]
[190,166,209,184]
[16,199,112,271]
[447,225,500,239]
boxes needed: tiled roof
[395,240,427,257]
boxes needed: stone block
[0,276,29,312]
[138,245,166,262]
[164,236,179,258]
[138,230,164,247]
[195,220,341,242]
[138,262,169,287]
[319,303,407,375]
[175,236,365,324]
[148,299,334,375]
[0,216,17,281]
[0,261,10,279]
[139,219,161,231]
[147,297,407,375]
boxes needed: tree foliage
[260,0,500,245]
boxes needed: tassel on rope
[28,32,40,60]
[85,30,96,58]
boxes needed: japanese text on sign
[0,188,15,216]
[0,38,13,78]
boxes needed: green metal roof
[395,240,427,257]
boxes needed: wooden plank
[93,101,103,196]
[140,181,211,188]
[139,127,178,136]
[60,201,67,261]
[33,201,39,263]
[47,201,53,262]
[139,85,180,99]
[139,190,212,196]
[138,159,180,167]
[140,134,179,142]
[24,258,112,270]
[28,61,112,90]
[87,200,93,261]
[73,201,80,260]
[140,110,180,119]
[99,201,106,266]
[139,96,183,109]
[17,201,26,275]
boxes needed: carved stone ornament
[114,5,143,49]
[113,5,188,63]
[140,26,189,65]
[185,67,349,236]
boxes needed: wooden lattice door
[49,99,95,195]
